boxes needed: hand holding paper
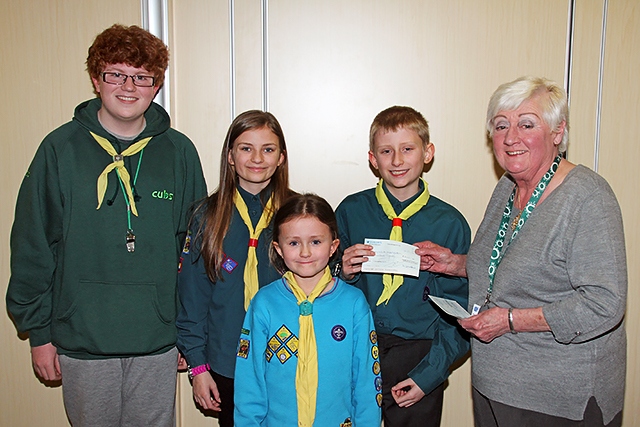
[360,238,420,277]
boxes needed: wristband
[508,308,517,334]
[188,364,210,380]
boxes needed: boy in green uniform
[336,106,470,427]
[6,24,206,426]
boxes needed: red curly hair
[86,24,169,95]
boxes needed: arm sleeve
[409,218,471,394]
[6,139,63,347]
[176,222,214,367]
[176,139,207,243]
[233,299,269,426]
[351,294,382,426]
[543,185,627,344]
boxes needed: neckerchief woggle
[284,267,334,427]
[484,155,562,306]
[374,178,430,305]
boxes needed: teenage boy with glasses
[6,24,207,426]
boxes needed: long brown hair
[198,110,292,281]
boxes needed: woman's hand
[414,240,468,277]
[459,307,510,343]
[340,243,374,280]
[192,372,222,411]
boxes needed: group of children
[7,24,470,427]
[177,104,470,427]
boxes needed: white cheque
[428,295,471,319]
[360,238,420,277]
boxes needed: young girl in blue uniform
[235,194,382,427]
[176,110,295,426]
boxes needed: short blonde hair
[369,106,430,150]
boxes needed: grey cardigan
[467,165,627,423]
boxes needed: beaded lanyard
[483,155,562,306]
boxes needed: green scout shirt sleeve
[6,138,63,347]
[409,219,471,395]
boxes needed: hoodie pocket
[54,280,175,355]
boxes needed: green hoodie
[6,99,207,359]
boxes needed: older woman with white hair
[417,76,627,426]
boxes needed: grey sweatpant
[59,347,178,427]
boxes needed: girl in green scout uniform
[176,110,295,426]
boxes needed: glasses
[101,72,155,87]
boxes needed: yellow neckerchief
[91,132,151,216]
[284,267,334,427]
[234,189,274,310]
[374,178,430,305]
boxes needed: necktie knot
[248,238,259,248]
[392,217,403,227]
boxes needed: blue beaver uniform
[234,277,382,427]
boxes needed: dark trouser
[377,333,444,427]
[473,387,622,427]
[210,370,235,427]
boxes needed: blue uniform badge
[222,253,238,273]
[422,284,430,301]
[340,418,352,427]
[374,376,383,391]
[237,338,250,359]
[331,325,346,341]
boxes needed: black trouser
[473,387,622,427]
[377,333,444,427]
[210,370,235,427]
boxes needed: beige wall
[1,0,638,426]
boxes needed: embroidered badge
[276,347,292,363]
[331,325,347,341]
[376,392,383,407]
[372,361,381,375]
[422,284,430,301]
[266,325,299,364]
[237,338,250,359]
[374,376,383,391]
[371,345,379,360]
[182,232,191,254]
[369,330,378,345]
[340,418,352,427]
[241,328,250,335]
[178,256,184,273]
[222,253,238,273]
